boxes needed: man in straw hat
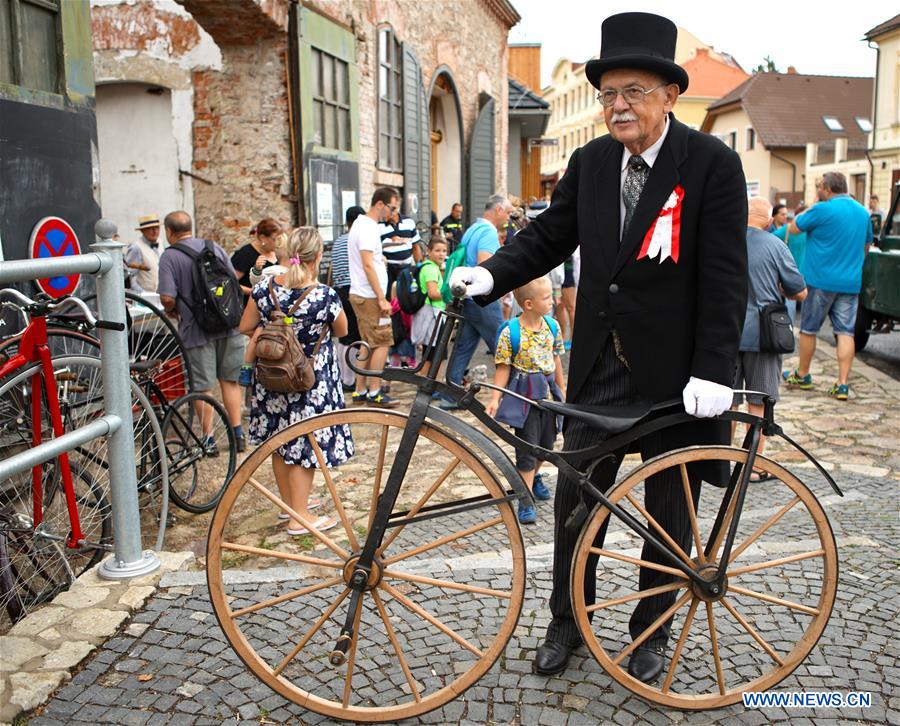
[451,13,748,682]
[125,214,163,295]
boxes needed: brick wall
[92,0,513,250]
[191,41,294,248]
[305,0,511,204]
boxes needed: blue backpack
[497,315,560,360]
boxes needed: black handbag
[758,302,795,354]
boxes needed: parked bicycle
[0,290,167,629]
[130,359,236,514]
[0,289,194,403]
[206,288,839,720]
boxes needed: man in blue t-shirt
[441,193,512,410]
[783,172,872,400]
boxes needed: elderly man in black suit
[451,13,748,683]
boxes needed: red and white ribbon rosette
[637,184,685,264]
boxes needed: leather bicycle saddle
[539,399,653,434]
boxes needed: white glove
[448,266,494,298]
[682,376,733,418]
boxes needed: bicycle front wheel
[571,446,838,709]
[0,355,168,629]
[0,461,110,624]
[162,392,236,513]
[207,408,526,722]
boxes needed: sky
[508,1,896,89]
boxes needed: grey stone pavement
[24,466,900,725]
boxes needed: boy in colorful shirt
[486,276,566,524]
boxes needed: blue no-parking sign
[29,216,82,298]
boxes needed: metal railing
[0,219,160,579]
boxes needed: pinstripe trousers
[546,336,701,648]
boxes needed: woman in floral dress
[239,227,354,534]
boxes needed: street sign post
[29,216,82,298]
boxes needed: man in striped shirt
[378,207,423,300]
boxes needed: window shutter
[401,43,431,235]
[467,98,495,226]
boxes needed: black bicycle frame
[332,299,842,660]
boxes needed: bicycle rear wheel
[82,290,193,400]
[161,392,236,514]
[206,409,525,722]
[571,446,838,709]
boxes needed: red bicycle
[0,289,163,628]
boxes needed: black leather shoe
[235,434,246,453]
[627,645,666,683]
[534,640,575,675]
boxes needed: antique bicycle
[0,290,168,628]
[206,287,840,719]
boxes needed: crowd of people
[116,9,880,694]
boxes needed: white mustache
[611,112,638,124]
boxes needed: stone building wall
[305,0,511,203]
[92,0,514,250]
[92,0,293,250]
[190,42,293,246]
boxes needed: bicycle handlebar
[0,289,125,331]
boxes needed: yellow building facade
[540,28,747,192]
[866,15,900,207]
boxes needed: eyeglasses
[596,84,667,108]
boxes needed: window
[728,131,737,150]
[312,48,351,151]
[378,26,402,171]
[822,116,844,132]
[746,127,756,150]
[0,0,61,93]
[855,117,873,133]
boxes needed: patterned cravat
[622,155,649,237]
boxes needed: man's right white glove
[682,376,733,418]
[448,266,494,298]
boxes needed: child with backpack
[485,276,565,524]
[239,227,353,535]
[410,237,448,351]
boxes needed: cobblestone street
[8,340,900,725]
[26,471,899,725]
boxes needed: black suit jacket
[482,115,748,408]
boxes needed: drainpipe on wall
[770,150,797,195]
[287,2,306,226]
[866,40,880,199]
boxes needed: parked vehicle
[855,180,900,351]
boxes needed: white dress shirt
[619,116,670,239]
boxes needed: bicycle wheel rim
[206,408,526,722]
[162,392,235,514]
[571,446,838,709]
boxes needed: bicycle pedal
[56,372,78,381]
[329,634,352,667]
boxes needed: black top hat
[585,13,689,94]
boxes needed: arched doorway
[428,69,463,223]
[95,82,182,238]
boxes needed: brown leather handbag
[255,280,328,393]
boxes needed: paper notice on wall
[316,183,333,227]
[320,226,334,242]
[341,191,357,220]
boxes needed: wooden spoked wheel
[206,409,526,722]
[571,446,838,709]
